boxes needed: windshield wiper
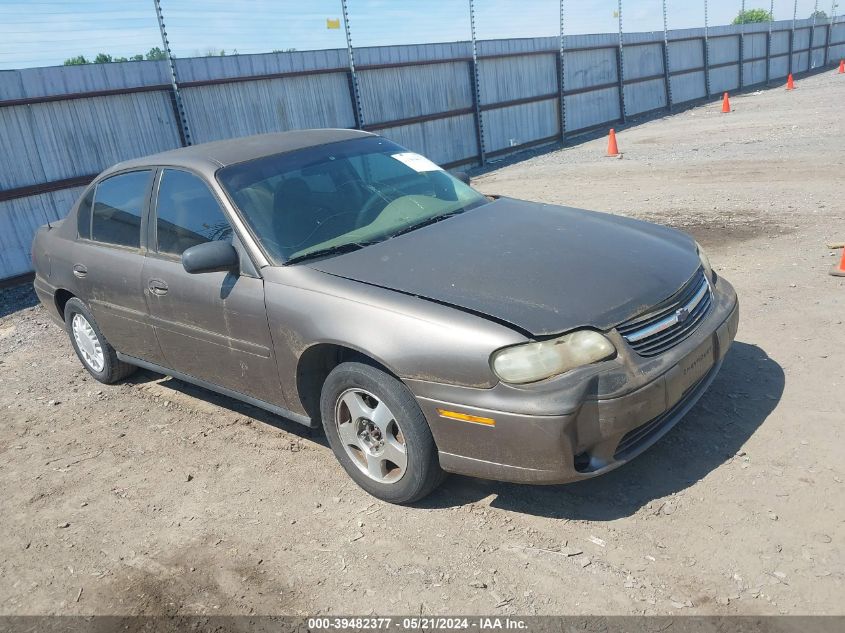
[284,241,375,265]
[389,210,464,239]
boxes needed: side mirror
[182,241,239,274]
[454,171,471,186]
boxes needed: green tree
[145,46,167,61]
[810,10,828,20]
[63,55,89,65]
[93,53,113,64]
[130,54,144,61]
[732,8,773,24]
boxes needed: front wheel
[320,362,446,504]
[64,297,137,384]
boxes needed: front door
[141,168,284,406]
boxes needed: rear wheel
[64,297,137,384]
[320,361,445,504]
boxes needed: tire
[320,361,446,504]
[64,297,137,384]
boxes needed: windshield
[216,136,487,264]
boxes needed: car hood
[309,197,701,336]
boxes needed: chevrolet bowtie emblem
[676,307,690,322]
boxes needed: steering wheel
[354,190,391,227]
[333,179,389,228]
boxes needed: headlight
[696,241,713,280]
[491,330,616,384]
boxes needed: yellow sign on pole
[327,18,340,29]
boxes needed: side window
[155,169,233,256]
[91,171,151,248]
[76,187,94,240]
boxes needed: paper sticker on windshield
[391,152,443,173]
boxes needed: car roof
[102,128,375,178]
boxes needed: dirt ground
[1,70,843,617]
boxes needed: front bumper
[408,275,739,484]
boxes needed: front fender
[261,266,527,415]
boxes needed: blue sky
[0,0,829,70]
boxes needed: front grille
[617,268,712,357]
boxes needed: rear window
[91,171,151,249]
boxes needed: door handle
[148,279,169,296]
[72,264,87,278]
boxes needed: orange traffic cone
[831,248,845,277]
[607,128,620,157]
[786,73,795,90]
[721,92,731,113]
[839,59,844,74]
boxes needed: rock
[186,473,194,482]
[469,581,487,589]
[57,522,70,529]
[767,511,778,521]
[588,536,606,547]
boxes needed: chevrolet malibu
[31,129,739,503]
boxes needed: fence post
[152,0,191,146]
[828,1,839,66]
[616,0,627,123]
[824,1,836,66]
[704,0,712,98]
[811,1,820,69]
[468,0,486,165]
[662,0,673,111]
[789,0,797,75]
[558,0,566,143]
[341,0,364,129]
[739,0,746,89]
[766,0,774,84]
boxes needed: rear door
[74,169,165,365]
[141,167,284,406]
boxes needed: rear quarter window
[76,187,94,240]
[91,170,152,249]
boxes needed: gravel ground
[1,71,843,617]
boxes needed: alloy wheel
[334,388,408,484]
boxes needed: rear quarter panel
[32,216,85,322]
